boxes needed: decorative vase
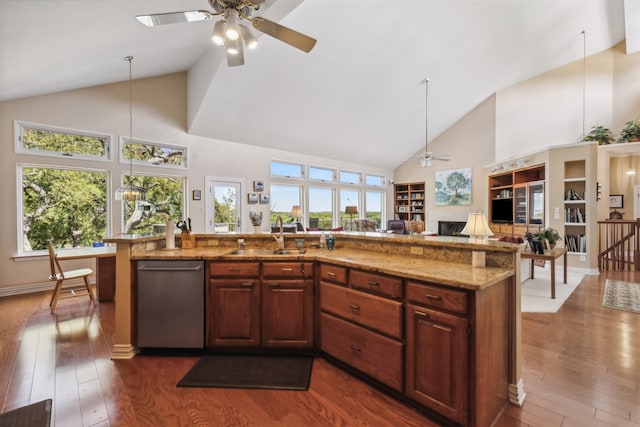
[253,225,262,234]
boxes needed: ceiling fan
[416,78,451,167]
[136,0,317,67]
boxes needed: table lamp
[345,206,358,230]
[461,212,494,267]
[291,205,304,231]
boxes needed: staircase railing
[597,219,640,271]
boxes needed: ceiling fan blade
[136,10,213,27]
[251,17,317,53]
[433,155,451,161]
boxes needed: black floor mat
[177,354,313,391]
[0,399,52,427]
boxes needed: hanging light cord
[581,30,586,139]
[424,78,429,151]
[125,56,134,188]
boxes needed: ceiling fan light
[211,20,226,46]
[225,10,240,41]
[240,24,258,50]
[226,38,241,55]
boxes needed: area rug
[0,399,52,427]
[521,269,585,313]
[177,354,313,391]
[602,279,640,313]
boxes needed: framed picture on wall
[192,190,201,201]
[260,193,270,204]
[248,193,259,204]
[609,194,623,209]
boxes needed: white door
[634,185,640,220]
[205,177,243,233]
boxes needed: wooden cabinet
[319,265,404,391]
[262,262,314,348]
[207,262,261,347]
[207,261,314,348]
[488,164,545,237]
[405,281,469,425]
[394,182,425,233]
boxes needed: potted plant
[618,119,640,143]
[249,211,263,233]
[583,125,615,145]
[533,227,561,248]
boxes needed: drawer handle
[229,268,240,273]
[426,294,442,301]
[281,268,293,272]
[350,345,361,352]
[327,272,336,277]
[349,304,360,312]
[367,280,379,286]
[241,282,253,287]
[270,283,281,288]
[415,311,430,318]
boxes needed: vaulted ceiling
[1,1,637,169]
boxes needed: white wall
[0,73,392,292]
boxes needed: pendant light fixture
[625,154,636,176]
[115,56,147,202]
[419,78,430,168]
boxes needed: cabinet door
[405,304,468,425]
[207,279,260,347]
[262,279,314,347]
[528,182,544,225]
[513,185,527,225]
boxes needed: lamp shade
[461,212,493,242]
[291,205,303,219]
[345,206,358,215]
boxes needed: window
[340,170,361,185]
[270,160,304,179]
[340,189,360,230]
[309,166,336,182]
[365,191,384,227]
[20,165,108,253]
[15,121,111,161]
[308,187,334,230]
[365,174,385,187]
[121,174,185,235]
[270,184,302,225]
[121,138,188,169]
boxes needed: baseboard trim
[0,277,95,298]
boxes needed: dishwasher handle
[138,265,203,272]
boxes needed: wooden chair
[47,241,96,314]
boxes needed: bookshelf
[394,182,425,233]
[564,160,587,254]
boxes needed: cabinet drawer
[209,262,260,278]
[262,262,313,279]
[320,282,402,338]
[319,264,348,285]
[406,281,468,315]
[349,269,402,299]
[321,313,403,392]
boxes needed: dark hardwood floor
[1,271,638,426]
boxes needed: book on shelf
[565,207,585,223]
[564,234,586,252]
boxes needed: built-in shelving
[564,160,587,254]
[394,182,425,233]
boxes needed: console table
[521,247,567,299]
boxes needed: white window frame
[14,120,112,162]
[309,165,337,183]
[339,170,362,185]
[270,159,305,180]
[17,163,111,256]
[119,137,189,170]
[365,173,386,188]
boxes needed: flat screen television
[491,199,513,224]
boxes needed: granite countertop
[132,247,512,291]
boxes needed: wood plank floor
[0,271,638,426]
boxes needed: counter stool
[47,241,96,314]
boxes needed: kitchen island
[105,231,523,427]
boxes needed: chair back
[387,219,407,234]
[47,241,64,280]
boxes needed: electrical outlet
[410,246,424,255]
[145,242,155,251]
[207,239,219,246]
[580,254,586,261]
[554,207,560,220]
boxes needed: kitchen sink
[227,248,307,256]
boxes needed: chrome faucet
[273,215,285,249]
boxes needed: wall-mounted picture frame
[248,193,259,204]
[609,194,623,209]
[260,193,270,204]
[192,190,201,201]
[435,168,472,206]
[253,180,264,192]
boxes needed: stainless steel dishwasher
[137,260,204,348]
